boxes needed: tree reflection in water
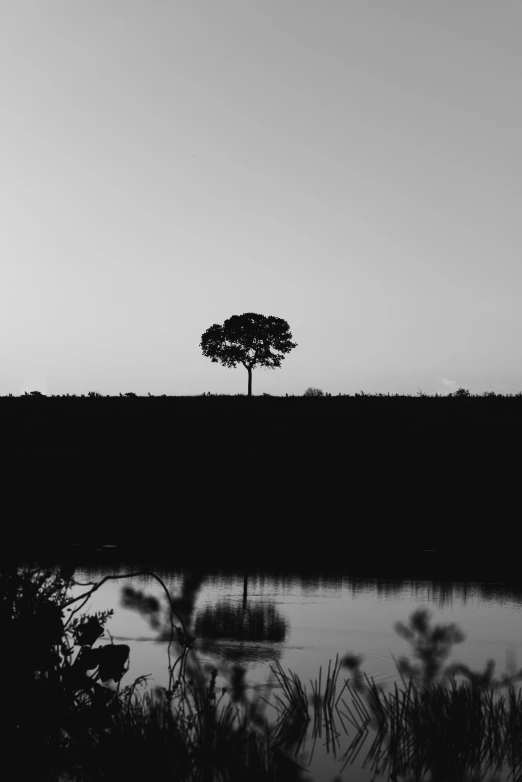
[121,568,289,675]
[194,576,288,665]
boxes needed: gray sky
[2,0,521,396]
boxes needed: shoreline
[4,544,521,583]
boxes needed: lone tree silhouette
[200,312,297,397]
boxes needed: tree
[200,312,297,397]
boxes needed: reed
[345,674,522,781]
[270,653,522,782]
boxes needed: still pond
[39,552,522,781]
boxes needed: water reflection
[194,569,289,665]
[58,558,522,703]
[118,567,290,694]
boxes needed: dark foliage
[199,312,298,396]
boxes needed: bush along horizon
[3,387,522,398]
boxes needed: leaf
[76,646,103,671]
[74,616,104,647]
[97,644,130,683]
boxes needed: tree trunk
[242,572,248,611]
[247,367,252,397]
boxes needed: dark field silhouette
[2,391,521,560]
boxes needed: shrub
[303,387,324,397]
[450,387,471,398]
[1,565,136,780]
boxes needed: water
[55,555,522,782]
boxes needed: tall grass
[263,640,522,782]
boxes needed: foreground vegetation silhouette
[4,560,522,782]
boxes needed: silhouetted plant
[450,387,472,398]
[200,312,298,397]
[391,607,467,689]
[303,387,324,397]
[1,565,138,780]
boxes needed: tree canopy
[200,312,297,396]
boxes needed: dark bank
[3,393,521,559]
